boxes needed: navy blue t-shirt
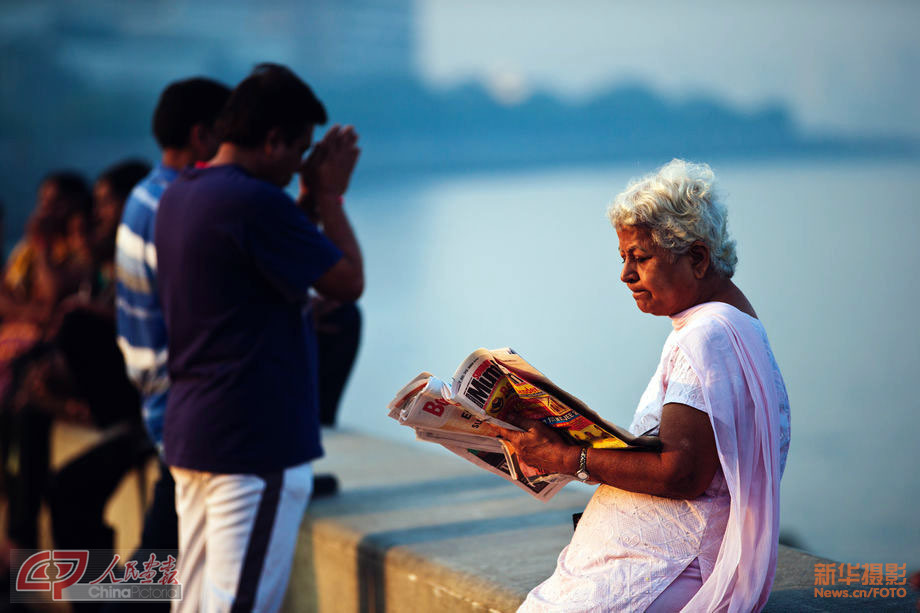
[154,164,342,473]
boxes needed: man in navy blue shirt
[154,63,363,612]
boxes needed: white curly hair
[607,159,737,278]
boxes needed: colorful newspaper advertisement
[452,348,659,450]
[387,348,659,501]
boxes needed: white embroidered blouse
[519,304,791,612]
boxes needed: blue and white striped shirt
[115,162,178,451]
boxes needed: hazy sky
[416,0,920,138]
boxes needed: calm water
[339,157,920,568]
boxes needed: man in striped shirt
[114,77,230,570]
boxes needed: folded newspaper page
[387,371,570,500]
[452,348,660,450]
[388,348,660,501]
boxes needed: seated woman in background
[0,171,94,389]
[487,159,790,612]
[0,171,94,553]
[1,165,152,562]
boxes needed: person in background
[114,77,232,600]
[91,158,151,307]
[44,304,150,613]
[155,63,363,612]
[0,171,93,332]
[1,161,152,613]
[300,162,363,496]
[308,296,361,496]
[0,199,5,261]
[0,172,94,554]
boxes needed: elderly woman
[488,159,790,612]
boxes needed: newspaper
[387,348,660,501]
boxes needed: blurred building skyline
[4,0,919,140]
[1,0,415,94]
[418,0,920,139]
[1,0,917,246]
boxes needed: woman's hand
[483,403,719,498]
[481,417,579,476]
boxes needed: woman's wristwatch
[575,447,590,481]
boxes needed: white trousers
[170,462,313,613]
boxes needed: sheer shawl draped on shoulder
[671,302,782,612]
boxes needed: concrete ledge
[285,430,918,612]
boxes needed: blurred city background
[1,0,918,570]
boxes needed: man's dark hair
[216,63,328,148]
[97,159,152,203]
[152,77,231,149]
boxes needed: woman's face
[93,179,122,237]
[616,225,699,316]
[35,180,62,220]
[30,180,73,239]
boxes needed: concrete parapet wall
[286,430,917,612]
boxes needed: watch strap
[576,447,590,481]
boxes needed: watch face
[576,470,589,481]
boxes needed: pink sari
[672,302,782,612]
